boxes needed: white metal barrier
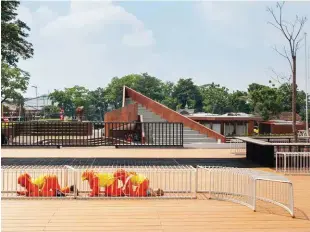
[1,165,295,217]
[1,165,77,199]
[276,152,310,175]
[197,166,294,217]
[229,139,246,154]
[1,165,197,199]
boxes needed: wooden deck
[1,148,235,158]
[2,149,310,231]
[2,174,310,232]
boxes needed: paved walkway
[1,148,251,167]
[1,148,236,158]
[2,175,310,232]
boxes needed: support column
[248,121,254,136]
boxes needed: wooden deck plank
[2,197,310,232]
[1,148,235,158]
[2,150,310,232]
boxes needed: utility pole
[305,33,309,136]
[31,85,38,118]
[18,103,21,121]
[308,46,310,136]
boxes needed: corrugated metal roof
[189,112,256,118]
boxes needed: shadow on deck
[1,157,261,168]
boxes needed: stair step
[134,100,221,141]
[142,118,167,122]
[148,138,216,144]
[147,129,200,135]
[184,138,216,143]
[140,114,164,119]
[152,133,207,138]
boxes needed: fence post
[290,183,295,218]
[284,153,287,174]
[275,152,278,172]
[253,178,256,212]
[65,165,77,199]
[74,168,78,198]
[64,167,68,188]
[208,168,212,199]
[195,167,198,199]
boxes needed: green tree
[1,1,33,103]
[41,105,60,117]
[87,87,108,121]
[248,83,283,120]
[172,78,202,111]
[228,91,250,114]
[161,81,177,110]
[277,83,306,114]
[1,63,29,103]
[104,74,142,109]
[49,86,90,116]
[135,73,165,102]
[200,83,231,114]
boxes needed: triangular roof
[123,86,226,142]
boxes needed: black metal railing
[1,121,183,147]
[254,136,310,143]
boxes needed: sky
[17,1,310,98]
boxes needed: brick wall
[104,103,138,122]
[271,123,306,134]
[104,103,138,137]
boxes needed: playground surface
[1,148,236,158]
[1,148,310,232]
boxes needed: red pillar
[248,121,254,136]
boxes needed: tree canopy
[200,83,230,114]
[1,1,33,103]
[47,74,307,122]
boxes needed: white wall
[212,123,221,134]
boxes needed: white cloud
[122,30,155,47]
[35,6,57,22]
[19,1,157,96]
[40,1,153,46]
[200,2,234,24]
[197,2,255,49]
[199,2,247,26]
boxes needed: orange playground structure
[81,169,164,197]
[17,173,75,197]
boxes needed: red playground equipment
[81,170,122,197]
[17,173,76,197]
[82,169,164,197]
[76,106,84,121]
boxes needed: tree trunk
[292,56,297,142]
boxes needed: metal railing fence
[229,139,246,154]
[1,165,295,217]
[1,121,183,147]
[275,152,310,175]
[196,166,294,217]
